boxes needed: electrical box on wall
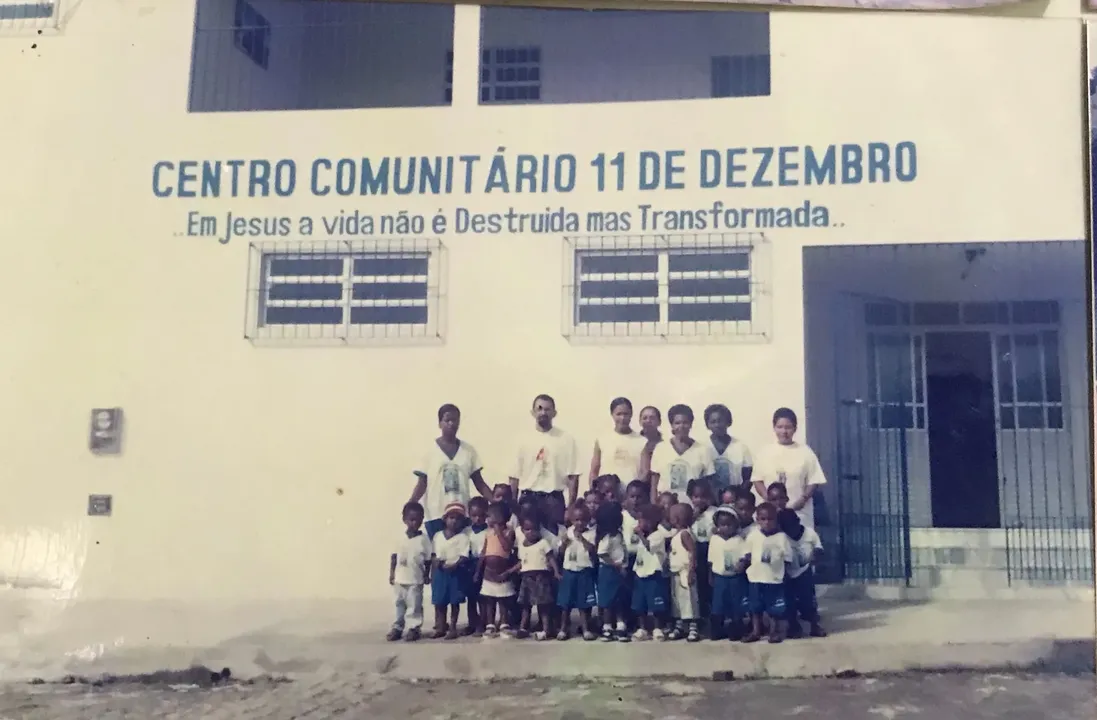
[89,408,123,455]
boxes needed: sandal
[556,630,569,641]
[404,628,421,642]
[386,628,403,642]
[616,627,632,643]
[600,626,615,642]
[484,624,498,638]
[666,626,683,641]
[582,630,597,641]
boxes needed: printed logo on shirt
[442,463,461,495]
[695,524,711,542]
[760,549,772,564]
[669,461,688,491]
[777,470,788,484]
[568,548,578,563]
[723,551,734,573]
[535,447,548,482]
[614,447,630,464]
[397,552,408,567]
[714,457,731,486]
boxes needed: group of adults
[410,395,828,537]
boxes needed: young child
[557,502,598,640]
[743,502,791,644]
[621,479,648,632]
[631,504,668,641]
[778,508,827,639]
[735,492,758,539]
[666,503,700,642]
[516,510,561,640]
[594,501,629,642]
[463,497,489,635]
[658,491,678,520]
[545,493,569,539]
[430,502,472,640]
[719,486,738,510]
[477,501,519,637]
[597,473,623,503]
[688,478,717,631]
[388,501,433,642]
[708,507,749,640]
[492,483,518,530]
[585,489,603,518]
[767,482,790,511]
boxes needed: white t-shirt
[595,430,647,483]
[752,442,828,529]
[745,530,793,584]
[432,530,472,567]
[708,436,753,492]
[597,533,627,567]
[667,529,692,574]
[511,427,580,494]
[413,440,483,522]
[632,533,662,579]
[738,522,758,541]
[464,524,489,558]
[691,507,717,545]
[708,534,748,577]
[622,511,641,557]
[515,525,561,552]
[518,535,555,573]
[649,525,673,572]
[651,440,717,496]
[561,527,597,571]
[787,526,823,579]
[393,531,432,585]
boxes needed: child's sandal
[404,628,421,642]
[556,630,569,641]
[600,627,615,642]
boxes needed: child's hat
[443,501,467,518]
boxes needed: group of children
[389,475,827,644]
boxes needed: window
[711,55,771,98]
[245,240,444,345]
[233,0,271,70]
[863,300,1060,327]
[479,46,541,104]
[564,234,769,341]
[866,333,925,430]
[997,331,1064,430]
[0,0,55,31]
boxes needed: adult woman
[410,403,491,537]
[588,397,647,493]
[751,408,827,530]
[703,403,753,497]
[637,405,663,486]
[649,404,716,503]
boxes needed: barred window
[563,234,769,342]
[0,0,56,33]
[245,240,444,345]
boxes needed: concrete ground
[0,672,1093,720]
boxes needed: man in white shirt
[410,404,492,537]
[509,394,580,507]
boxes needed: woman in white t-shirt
[751,407,827,530]
[588,397,647,494]
[702,403,753,497]
[638,406,663,486]
[410,404,492,537]
[649,404,717,504]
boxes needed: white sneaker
[632,628,650,641]
[533,630,548,641]
[652,627,666,641]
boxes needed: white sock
[616,620,626,630]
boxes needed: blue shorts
[784,568,819,622]
[425,516,469,539]
[631,574,668,615]
[431,567,466,607]
[711,573,749,618]
[557,568,597,610]
[596,564,626,610]
[748,582,786,617]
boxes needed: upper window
[233,0,271,70]
[563,235,769,342]
[478,7,770,105]
[0,1,56,32]
[245,240,444,345]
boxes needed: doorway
[925,331,1001,528]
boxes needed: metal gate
[832,293,913,584]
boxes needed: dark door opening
[926,331,1001,528]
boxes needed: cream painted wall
[0,3,1085,605]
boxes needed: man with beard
[509,394,580,508]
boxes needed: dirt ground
[0,671,1092,720]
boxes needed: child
[658,491,678,520]
[388,501,433,642]
[708,507,749,640]
[584,489,603,518]
[778,508,827,638]
[630,504,668,641]
[719,486,738,510]
[735,492,757,539]
[492,483,518,530]
[544,493,569,538]
[597,473,623,503]
[477,501,519,637]
[688,478,717,631]
[666,503,700,642]
[463,497,489,635]
[621,480,648,631]
[743,502,791,644]
[516,510,561,640]
[767,482,790,511]
[594,501,629,642]
[430,502,472,640]
[557,502,598,640]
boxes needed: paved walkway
[2,595,1093,683]
[1,672,1093,720]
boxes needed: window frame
[245,239,445,347]
[233,0,271,70]
[562,234,770,343]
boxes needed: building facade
[0,0,1092,636]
